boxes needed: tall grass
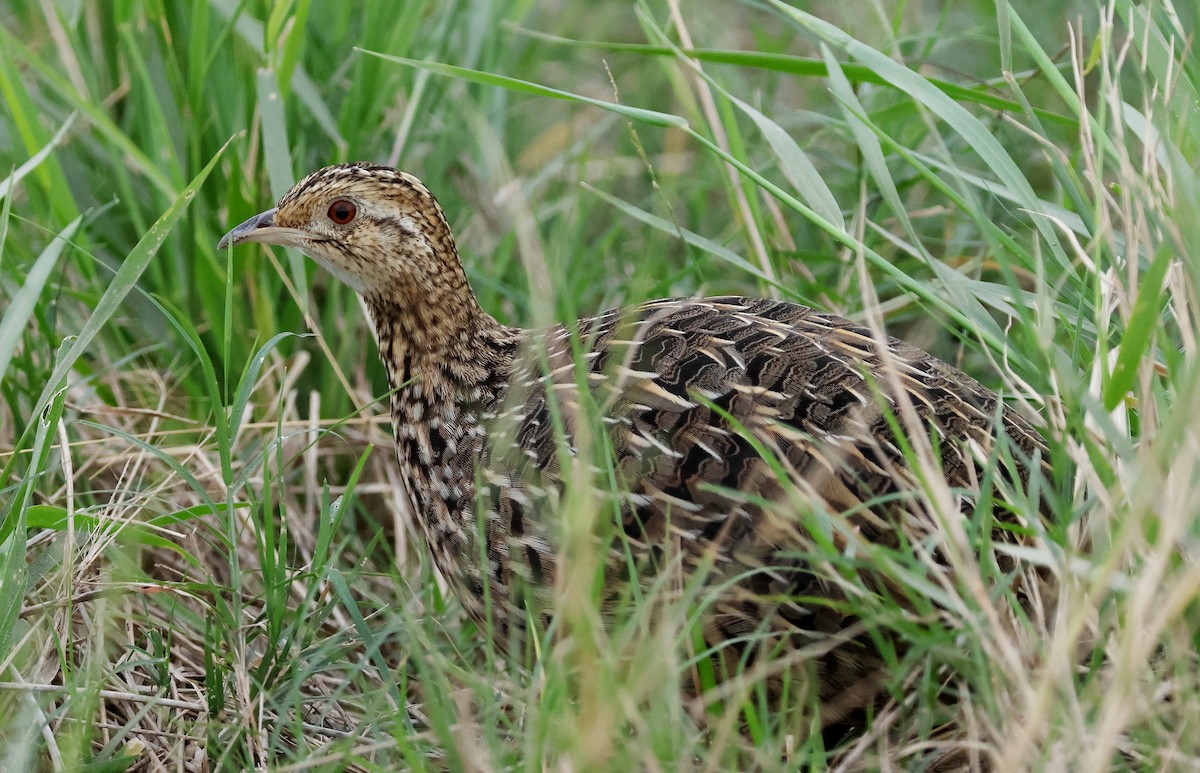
[1,0,1196,769]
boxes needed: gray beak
[217,207,279,250]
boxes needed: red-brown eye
[328,199,357,225]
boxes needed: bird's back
[453,297,1048,694]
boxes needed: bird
[219,162,1050,730]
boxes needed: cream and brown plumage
[219,162,1048,723]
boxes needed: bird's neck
[363,290,519,588]
[363,289,520,398]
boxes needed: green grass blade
[727,93,844,232]
[256,66,307,300]
[25,511,198,564]
[226,331,303,476]
[1103,245,1172,411]
[356,49,689,129]
[821,45,918,251]
[0,113,76,203]
[0,214,82,381]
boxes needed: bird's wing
[476,296,1047,655]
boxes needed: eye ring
[328,199,357,225]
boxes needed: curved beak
[218,208,310,250]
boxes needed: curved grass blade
[227,331,303,469]
[633,12,844,233]
[0,215,82,381]
[1103,244,1172,411]
[0,113,76,203]
[355,49,688,129]
[508,28,1076,128]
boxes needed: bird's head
[218,162,466,300]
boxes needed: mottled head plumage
[219,162,501,358]
[219,162,462,298]
[275,162,435,217]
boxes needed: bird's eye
[328,199,357,225]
